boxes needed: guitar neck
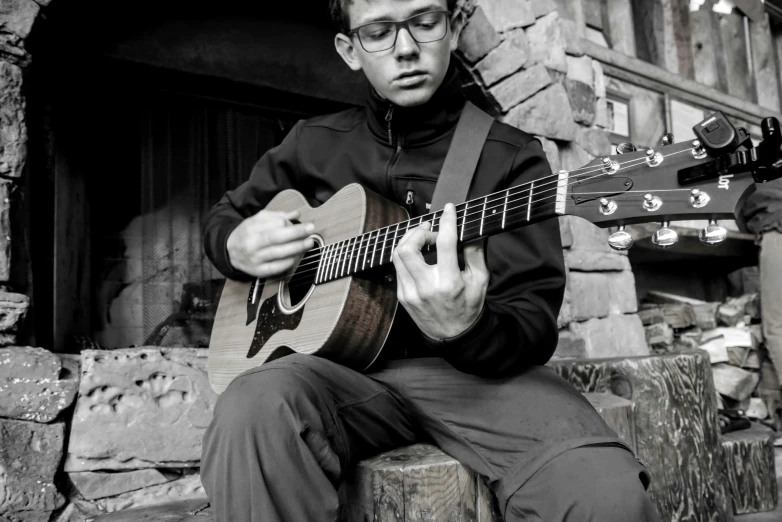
[313,177,567,284]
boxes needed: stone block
[532,0,558,18]
[65,347,218,471]
[536,136,560,174]
[0,346,80,423]
[557,140,592,172]
[69,469,178,500]
[525,12,567,72]
[488,64,551,111]
[458,7,502,63]
[592,60,606,98]
[564,270,638,321]
[0,418,66,519]
[563,248,630,271]
[568,314,649,358]
[561,19,585,56]
[0,179,12,281]
[566,55,592,85]
[475,30,531,87]
[574,127,612,157]
[558,214,620,252]
[0,61,26,178]
[96,475,205,514]
[504,84,579,141]
[480,0,535,32]
[563,78,596,126]
[553,329,587,358]
[0,291,28,332]
[0,0,40,40]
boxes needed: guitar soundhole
[278,234,322,313]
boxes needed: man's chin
[387,86,435,107]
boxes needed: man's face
[334,0,463,107]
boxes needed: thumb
[462,238,488,279]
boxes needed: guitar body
[208,184,409,394]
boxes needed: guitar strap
[429,101,494,213]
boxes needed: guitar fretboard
[314,178,567,284]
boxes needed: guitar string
[287,150,678,276]
[285,148,694,287]
[290,148,694,278]
[282,148,696,288]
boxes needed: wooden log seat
[548,350,734,522]
[93,392,634,522]
[722,423,778,515]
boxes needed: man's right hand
[226,209,315,279]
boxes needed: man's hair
[329,0,459,33]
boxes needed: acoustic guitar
[207,127,778,394]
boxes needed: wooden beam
[719,10,754,102]
[631,0,680,74]
[671,0,694,78]
[750,12,782,111]
[582,39,782,123]
[689,0,729,92]
[605,0,637,56]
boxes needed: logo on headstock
[718,174,733,190]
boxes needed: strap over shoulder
[429,101,494,213]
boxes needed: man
[201,1,660,520]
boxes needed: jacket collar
[366,62,466,147]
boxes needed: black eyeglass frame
[347,10,454,53]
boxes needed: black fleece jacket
[202,64,566,377]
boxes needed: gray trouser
[761,231,782,384]
[201,354,659,522]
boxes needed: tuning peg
[652,221,678,248]
[699,219,727,246]
[661,133,674,146]
[608,226,633,251]
[615,142,637,155]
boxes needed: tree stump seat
[91,392,634,522]
[721,422,778,515]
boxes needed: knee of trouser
[210,360,323,437]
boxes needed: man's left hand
[392,203,490,340]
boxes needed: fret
[391,223,401,257]
[362,231,372,269]
[371,229,381,267]
[527,182,534,222]
[480,196,487,236]
[460,202,468,241]
[339,239,350,277]
[321,244,333,283]
[354,234,363,273]
[348,237,357,275]
[502,189,508,229]
[330,241,343,280]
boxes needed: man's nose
[394,27,420,57]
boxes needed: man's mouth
[394,71,427,87]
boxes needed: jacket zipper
[384,104,403,195]
[405,190,415,212]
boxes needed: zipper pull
[405,190,415,209]
[385,105,394,146]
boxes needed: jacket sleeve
[422,139,567,376]
[202,121,304,281]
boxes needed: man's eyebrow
[357,4,446,25]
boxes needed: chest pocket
[391,175,436,218]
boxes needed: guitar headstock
[562,139,757,249]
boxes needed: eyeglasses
[348,10,452,53]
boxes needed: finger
[254,237,315,264]
[259,222,315,248]
[463,238,489,288]
[396,225,436,282]
[392,247,419,306]
[435,203,460,278]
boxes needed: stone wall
[0,0,654,520]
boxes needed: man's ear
[335,33,363,72]
[448,10,466,52]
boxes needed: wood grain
[721,423,778,515]
[548,351,733,522]
[344,444,501,522]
